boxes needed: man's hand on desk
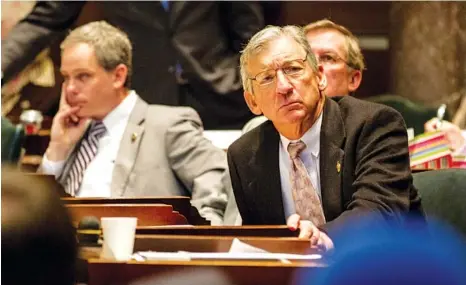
[287,214,334,252]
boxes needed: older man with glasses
[228,25,425,251]
[240,19,366,134]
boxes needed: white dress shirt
[279,112,323,219]
[41,91,138,197]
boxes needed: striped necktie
[65,121,107,196]
[288,140,326,226]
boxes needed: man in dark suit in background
[228,25,424,251]
[1,1,264,129]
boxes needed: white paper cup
[100,217,137,261]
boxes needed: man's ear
[244,91,262,115]
[113,63,128,89]
[317,65,327,91]
[348,70,362,92]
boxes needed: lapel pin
[131,132,138,143]
[336,161,341,173]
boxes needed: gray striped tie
[288,140,326,226]
[66,121,107,196]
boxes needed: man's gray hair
[61,21,133,88]
[240,25,319,94]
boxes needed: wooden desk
[67,204,188,227]
[136,225,297,237]
[63,197,208,225]
[80,235,314,259]
[84,235,325,285]
[22,176,208,225]
[78,225,298,239]
[134,235,311,254]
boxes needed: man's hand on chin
[47,105,89,161]
[287,214,334,253]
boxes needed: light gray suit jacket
[58,96,230,225]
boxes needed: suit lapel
[250,122,286,224]
[319,97,346,221]
[111,97,147,197]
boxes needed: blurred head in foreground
[294,215,466,285]
[1,168,77,285]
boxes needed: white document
[228,238,269,254]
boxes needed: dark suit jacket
[1,1,264,129]
[227,96,424,235]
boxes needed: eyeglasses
[316,52,352,68]
[249,53,308,88]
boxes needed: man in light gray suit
[39,21,229,225]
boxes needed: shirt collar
[280,111,323,158]
[100,90,138,136]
